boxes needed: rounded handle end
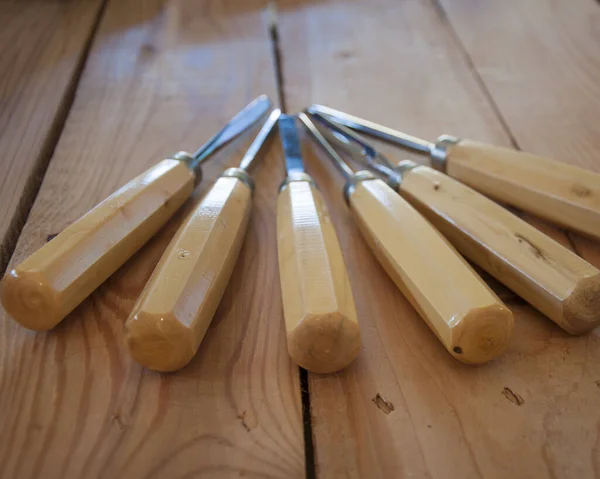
[450,304,514,364]
[288,311,361,374]
[125,312,196,372]
[1,269,61,331]
[562,273,600,335]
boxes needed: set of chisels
[2,95,600,374]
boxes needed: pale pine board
[278,0,600,477]
[437,0,600,267]
[0,0,105,270]
[0,1,303,477]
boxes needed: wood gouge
[124,109,280,372]
[299,113,514,364]
[1,95,271,331]
[276,114,361,374]
[310,112,600,335]
[307,104,600,240]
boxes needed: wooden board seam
[0,0,110,274]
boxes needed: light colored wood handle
[445,139,600,239]
[400,165,600,334]
[348,177,514,364]
[124,175,252,372]
[0,159,194,331]
[277,179,361,373]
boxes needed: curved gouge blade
[396,161,600,334]
[441,140,600,241]
[1,159,194,330]
[1,97,273,331]
[277,116,360,373]
[347,176,514,363]
[125,173,252,372]
[124,109,279,372]
[306,111,399,182]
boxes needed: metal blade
[278,114,305,174]
[306,104,433,155]
[298,113,353,179]
[239,109,281,171]
[193,95,272,162]
[309,112,398,179]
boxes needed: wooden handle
[124,174,252,372]
[399,165,600,335]
[445,139,600,239]
[277,178,361,373]
[0,159,194,331]
[348,176,514,364]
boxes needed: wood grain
[437,0,600,266]
[399,164,600,335]
[0,1,303,477]
[279,0,600,477]
[0,0,105,271]
[444,139,600,240]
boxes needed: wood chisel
[276,114,361,374]
[311,112,600,335]
[0,95,271,331]
[299,113,514,364]
[124,109,280,372]
[307,105,600,240]
[125,110,280,372]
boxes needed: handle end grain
[288,311,361,374]
[563,273,600,335]
[125,311,196,372]
[450,304,514,364]
[0,269,60,331]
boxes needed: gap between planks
[267,8,317,478]
[427,0,583,257]
[0,0,110,274]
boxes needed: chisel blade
[279,114,305,175]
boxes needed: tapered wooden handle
[277,178,361,373]
[444,139,600,239]
[348,176,514,364]
[0,159,194,331]
[399,165,600,335]
[124,174,252,372]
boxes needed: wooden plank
[278,0,600,477]
[0,0,105,270]
[0,1,304,478]
[435,0,600,266]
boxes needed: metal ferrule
[343,170,378,203]
[279,171,316,192]
[172,151,202,186]
[381,169,402,192]
[430,135,460,171]
[220,167,254,192]
[393,160,419,189]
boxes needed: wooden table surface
[1,0,600,477]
